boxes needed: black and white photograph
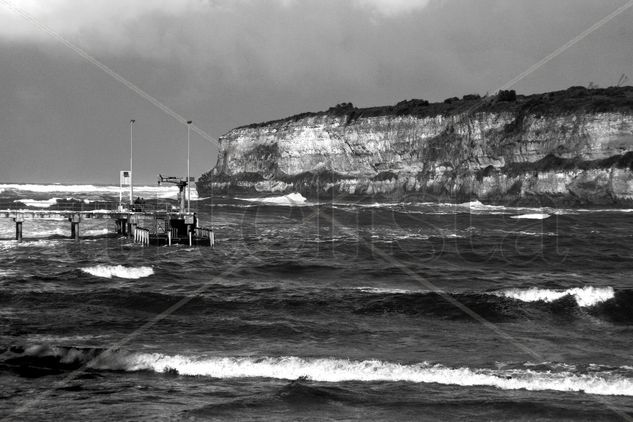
[1,0,633,420]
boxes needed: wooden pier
[0,206,214,247]
[1,158,213,246]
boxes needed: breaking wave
[0,184,197,200]
[0,269,19,278]
[125,355,633,396]
[82,228,110,236]
[80,265,154,279]
[458,200,504,211]
[0,225,109,239]
[510,213,551,220]
[13,198,61,208]
[3,346,632,396]
[354,287,418,294]
[492,286,615,307]
[239,193,308,206]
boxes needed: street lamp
[187,120,192,213]
[130,119,135,206]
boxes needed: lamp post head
[130,119,135,124]
[187,120,192,125]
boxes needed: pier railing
[130,225,214,247]
[195,227,215,247]
[134,226,151,246]
[1,200,215,247]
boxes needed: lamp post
[130,119,135,207]
[187,120,192,213]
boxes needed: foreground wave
[80,265,154,279]
[355,286,633,322]
[2,285,631,323]
[3,345,633,396]
[492,286,615,307]
[357,286,617,307]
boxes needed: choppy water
[1,185,633,421]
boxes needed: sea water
[1,184,633,421]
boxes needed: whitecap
[238,193,308,206]
[81,265,154,279]
[0,184,198,200]
[86,354,633,397]
[355,287,418,294]
[493,286,615,307]
[458,200,487,208]
[13,198,61,208]
[83,228,111,236]
[510,213,551,220]
[0,269,19,278]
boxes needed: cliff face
[198,87,633,205]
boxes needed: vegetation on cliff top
[238,86,633,130]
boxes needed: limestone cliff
[197,86,633,206]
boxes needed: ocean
[1,183,633,421]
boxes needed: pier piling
[14,216,23,242]
[70,214,81,241]
[2,207,214,248]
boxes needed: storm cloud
[0,0,631,183]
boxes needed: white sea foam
[88,354,633,396]
[0,239,61,248]
[0,183,121,194]
[83,228,110,236]
[494,230,558,237]
[459,200,488,209]
[493,286,615,307]
[81,265,154,279]
[454,201,508,213]
[0,184,198,200]
[13,198,61,208]
[0,269,18,278]
[355,287,418,294]
[510,213,551,220]
[31,227,69,237]
[239,193,308,206]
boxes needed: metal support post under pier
[14,215,23,242]
[70,214,80,241]
[115,218,127,235]
[127,214,137,240]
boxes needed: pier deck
[0,203,214,246]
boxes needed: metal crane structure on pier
[0,120,214,247]
[158,174,190,214]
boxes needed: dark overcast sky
[0,0,631,184]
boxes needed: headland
[197,86,633,206]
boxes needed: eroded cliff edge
[198,86,633,206]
